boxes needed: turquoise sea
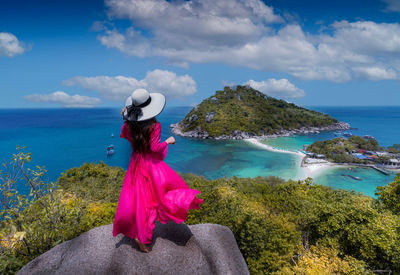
[0,106,399,198]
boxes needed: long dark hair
[126,117,158,154]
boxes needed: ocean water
[261,106,400,197]
[0,106,399,198]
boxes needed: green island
[1,148,400,274]
[305,136,400,169]
[170,85,349,139]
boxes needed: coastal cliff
[170,85,349,139]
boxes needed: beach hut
[388,159,400,167]
[352,153,367,160]
[366,155,378,161]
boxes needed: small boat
[111,133,115,138]
[334,131,342,136]
[341,174,362,181]
[343,132,353,137]
[363,135,375,140]
[106,145,115,156]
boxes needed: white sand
[298,162,337,180]
[245,138,304,157]
[244,138,339,180]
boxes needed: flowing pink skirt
[113,153,203,244]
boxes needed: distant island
[170,85,350,139]
[304,136,400,170]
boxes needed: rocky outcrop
[170,122,350,140]
[188,114,198,122]
[205,112,215,123]
[17,222,249,275]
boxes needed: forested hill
[172,85,347,138]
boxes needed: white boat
[341,174,362,181]
[106,145,115,156]
[363,135,375,140]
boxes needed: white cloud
[0,32,26,57]
[62,69,197,101]
[352,66,398,81]
[244,78,305,99]
[24,91,101,108]
[105,0,282,48]
[383,0,400,12]
[96,0,400,82]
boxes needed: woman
[112,88,204,253]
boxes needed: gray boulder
[17,222,249,275]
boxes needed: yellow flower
[0,231,26,250]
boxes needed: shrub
[376,174,400,215]
[57,161,125,203]
[0,147,88,275]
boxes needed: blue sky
[1,0,400,108]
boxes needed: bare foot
[134,238,150,253]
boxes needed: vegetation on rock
[388,144,400,154]
[2,149,400,274]
[307,135,383,163]
[177,85,339,137]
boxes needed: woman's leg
[134,238,150,253]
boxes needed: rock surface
[205,112,215,123]
[17,222,249,275]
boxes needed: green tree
[0,147,87,274]
[376,174,400,215]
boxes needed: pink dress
[113,121,204,244]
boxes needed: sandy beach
[244,138,339,180]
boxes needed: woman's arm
[120,121,130,140]
[150,123,170,160]
[165,136,175,144]
[121,107,126,117]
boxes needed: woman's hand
[165,136,176,145]
[121,107,126,116]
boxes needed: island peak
[171,85,349,139]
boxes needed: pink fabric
[113,121,204,244]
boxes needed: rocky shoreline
[170,122,351,140]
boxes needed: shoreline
[244,138,351,181]
[170,122,350,140]
[170,122,399,180]
[244,138,400,180]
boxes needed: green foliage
[180,86,338,136]
[57,161,125,203]
[348,136,380,151]
[308,136,383,163]
[281,244,370,274]
[3,153,400,274]
[331,153,359,163]
[387,144,400,153]
[0,251,25,275]
[0,147,88,275]
[81,202,118,229]
[184,175,299,273]
[182,174,400,274]
[376,174,400,215]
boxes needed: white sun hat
[123,88,166,122]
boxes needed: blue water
[0,106,399,198]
